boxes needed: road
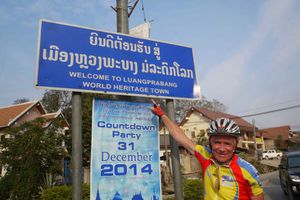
[260,170,288,200]
[260,159,300,200]
[260,158,281,168]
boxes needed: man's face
[210,135,237,163]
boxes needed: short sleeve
[238,158,264,196]
[194,145,212,166]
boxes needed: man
[151,101,264,200]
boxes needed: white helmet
[207,117,241,138]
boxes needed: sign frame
[35,19,201,100]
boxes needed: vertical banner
[91,99,161,200]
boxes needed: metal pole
[116,0,145,103]
[115,1,181,198]
[252,119,257,160]
[72,92,82,200]
[166,99,184,200]
[116,0,131,102]
[117,0,129,34]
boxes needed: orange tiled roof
[0,101,38,128]
[260,126,291,140]
[41,111,70,129]
[180,107,253,131]
[0,101,69,130]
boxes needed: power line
[234,97,300,115]
[141,0,147,22]
[128,0,140,17]
[230,104,300,119]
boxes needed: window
[199,129,206,137]
[288,155,300,168]
[0,135,5,142]
[191,131,196,138]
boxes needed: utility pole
[252,119,257,160]
[114,1,183,199]
[116,0,129,34]
[115,0,145,103]
[166,99,184,200]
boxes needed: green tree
[183,179,203,200]
[41,90,72,121]
[0,118,67,200]
[41,90,117,167]
[196,129,209,147]
[289,133,300,151]
[13,97,30,104]
[80,93,117,166]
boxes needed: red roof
[180,107,253,131]
[259,126,291,140]
[0,101,44,128]
[0,101,69,130]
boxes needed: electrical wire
[230,104,300,119]
[234,97,300,115]
[141,0,147,22]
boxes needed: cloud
[203,0,299,104]
[201,0,300,128]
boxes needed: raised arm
[251,193,264,200]
[151,100,196,154]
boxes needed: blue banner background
[91,99,161,200]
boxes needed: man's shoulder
[195,144,211,154]
[234,155,263,188]
[235,155,259,174]
[194,145,212,160]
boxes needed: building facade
[159,107,265,177]
[0,101,69,183]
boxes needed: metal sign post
[72,92,82,200]
[115,2,183,199]
[166,99,183,200]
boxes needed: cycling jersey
[194,145,263,200]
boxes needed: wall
[181,112,210,142]
[11,106,43,127]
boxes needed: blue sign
[91,99,161,199]
[35,20,200,99]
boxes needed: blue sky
[1,0,300,130]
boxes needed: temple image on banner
[95,187,159,200]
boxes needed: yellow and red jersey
[195,145,263,200]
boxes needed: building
[258,125,292,150]
[289,131,300,151]
[0,101,69,183]
[159,107,264,178]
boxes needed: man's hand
[151,99,165,117]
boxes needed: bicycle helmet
[207,117,241,138]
